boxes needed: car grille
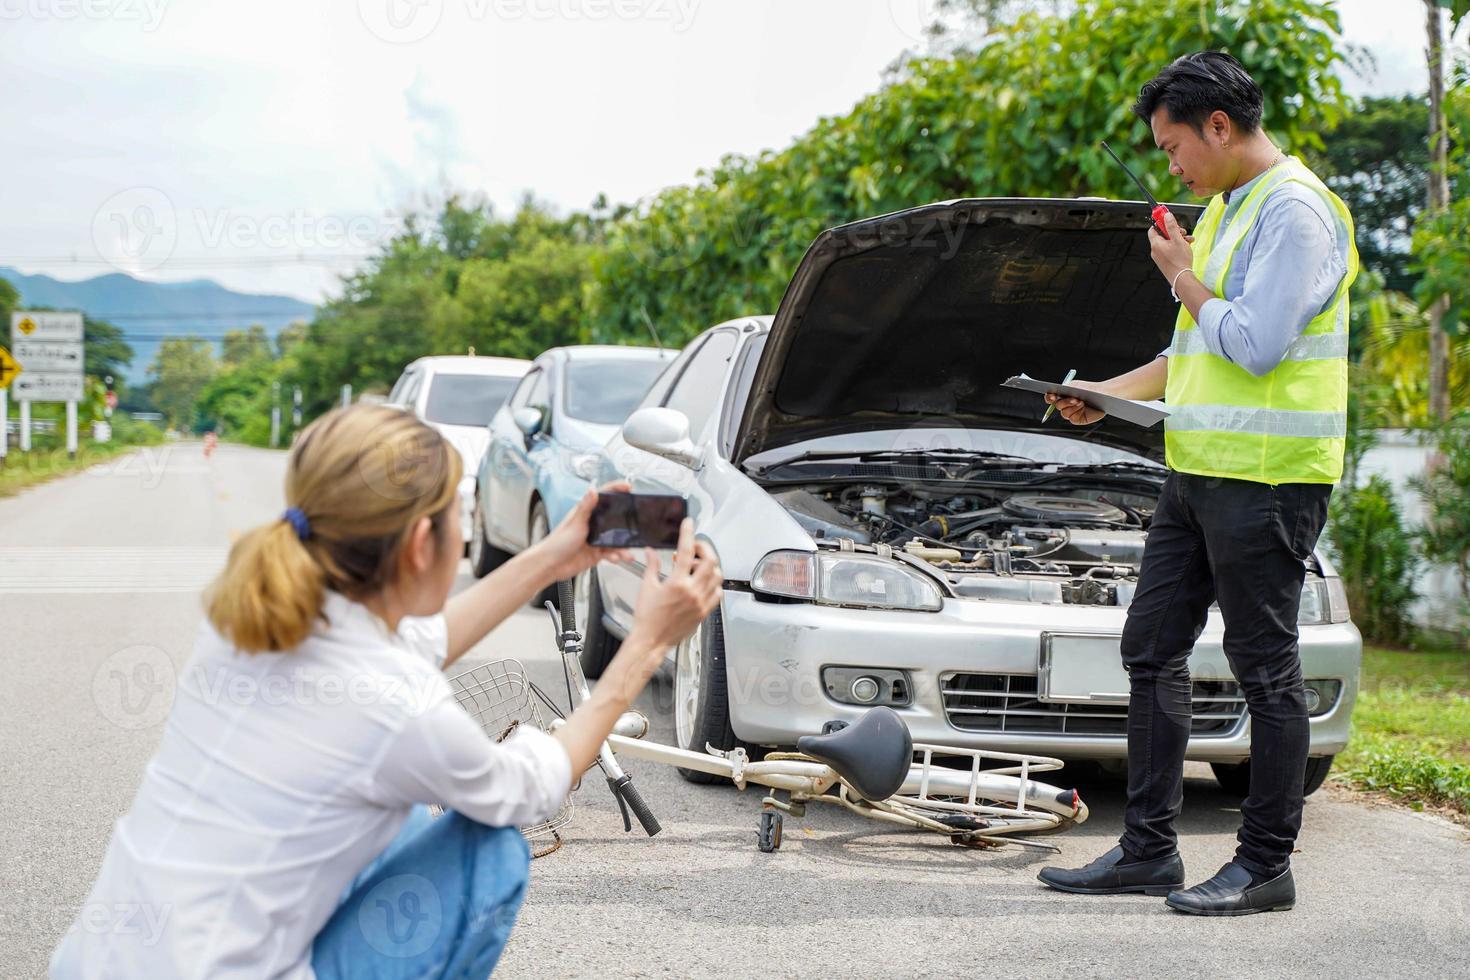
[940,673,1247,737]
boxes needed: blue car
[470,344,675,580]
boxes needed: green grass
[1340,646,1470,814]
[0,418,166,498]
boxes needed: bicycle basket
[447,658,572,856]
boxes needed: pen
[1041,368,1077,423]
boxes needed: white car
[386,355,531,547]
[582,197,1360,798]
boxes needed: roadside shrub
[1325,474,1420,645]
[1344,731,1470,813]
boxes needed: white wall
[1354,429,1465,631]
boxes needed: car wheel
[528,500,554,608]
[1210,755,1336,798]
[578,567,620,680]
[469,499,511,579]
[673,606,751,784]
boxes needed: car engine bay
[771,483,1159,607]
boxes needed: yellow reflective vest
[1164,157,1358,485]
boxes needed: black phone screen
[585,492,688,549]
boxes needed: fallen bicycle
[445,583,1089,854]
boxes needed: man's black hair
[1132,50,1264,135]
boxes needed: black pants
[1119,472,1332,877]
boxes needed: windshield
[423,374,521,427]
[564,358,669,424]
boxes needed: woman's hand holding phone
[532,482,638,584]
[624,519,722,657]
[552,518,722,773]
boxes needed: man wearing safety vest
[1037,51,1357,916]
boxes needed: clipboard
[1002,373,1170,428]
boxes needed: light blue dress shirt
[1162,158,1350,377]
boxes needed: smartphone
[586,492,688,549]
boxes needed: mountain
[1,268,316,383]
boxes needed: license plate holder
[1038,632,1130,705]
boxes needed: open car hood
[731,198,1204,466]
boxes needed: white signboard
[13,340,83,373]
[13,372,86,403]
[12,311,84,343]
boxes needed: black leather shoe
[1038,845,1185,896]
[1165,862,1295,916]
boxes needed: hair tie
[282,507,311,542]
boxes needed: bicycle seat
[796,706,913,803]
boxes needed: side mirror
[622,407,702,469]
[513,407,544,439]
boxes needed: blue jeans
[312,806,531,979]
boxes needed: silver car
[583,198,1360,796]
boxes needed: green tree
[82,317,134,385]
[589,0,1350,346]
[0,277,17,332]
[1302,96,1459,293]
[148,338,217,431]
[220,325,273,367]
[1325,475,1421,646]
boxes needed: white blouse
[50,592,571,980]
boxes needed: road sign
[13,372,86,403]
[105,390,119,410]
[0,347,20,390]
[13,340,82,373]
[12,311,83,343]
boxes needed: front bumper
[718,590,1360,762]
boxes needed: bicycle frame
[489,586,1092,853]
[597,729,1087,845]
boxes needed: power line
[76,311,318,321]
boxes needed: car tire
[469,499,511,579]
[528,500,554,608]
[1210,755,1335,798]
[673,606,754,784]
[578,568,620,680]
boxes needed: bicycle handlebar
[556,578,576,633]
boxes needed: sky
[0,0,1446,305]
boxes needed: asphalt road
[3,442,1467,978]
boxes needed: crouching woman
[50,404,721,979]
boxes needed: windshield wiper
[1046,460,1166,473]
[749,448,1035,473]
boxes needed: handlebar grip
[614,775,661,837]
[556,579,576,633]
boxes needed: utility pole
[270,381,281,449]
[1426,0,1453,423]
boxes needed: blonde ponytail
[206,404,462,653]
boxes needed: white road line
[0,548,228,594]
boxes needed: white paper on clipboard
[1002,373,1171,428]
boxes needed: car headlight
[1299,576,1351,625]
[568,452,601,480]
[752,550,943,612]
